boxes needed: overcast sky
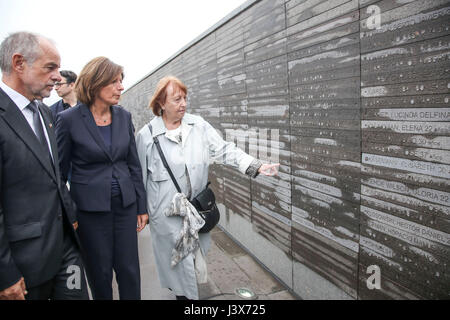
[0,0,247,105]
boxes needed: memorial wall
[121,0,450,299]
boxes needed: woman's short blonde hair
[149,76,187,116]
[75,56,124,106]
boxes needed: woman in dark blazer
[55,57,148,300]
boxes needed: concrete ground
[110,225,298,300]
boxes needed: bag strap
[147,123,182,193]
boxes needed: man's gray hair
[0,31,46,74]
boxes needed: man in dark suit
[49,70,79,121]
[0,31,88,300]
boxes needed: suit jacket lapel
[79,104,112,161]
[0,89,56,182]
[110,105,121,160]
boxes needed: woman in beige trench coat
[136,76,279,300]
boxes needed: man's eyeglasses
[55,82,68,87]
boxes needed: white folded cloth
[164,192,205,268]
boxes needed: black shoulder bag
[148,124,220,233]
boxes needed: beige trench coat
[136,113,255,299]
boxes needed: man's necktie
[27,100,52,156]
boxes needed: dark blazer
[55,103,146,214]
[0,88,80,291]
[49,99,79,122]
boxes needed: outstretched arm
[205,119,279,178]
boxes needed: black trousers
[26,231,89,300]
[77,195,141,300]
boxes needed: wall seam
[357,0,363,301]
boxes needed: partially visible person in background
[50,70,78,121]
[0,31,88,300]
[55,56,148,300]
